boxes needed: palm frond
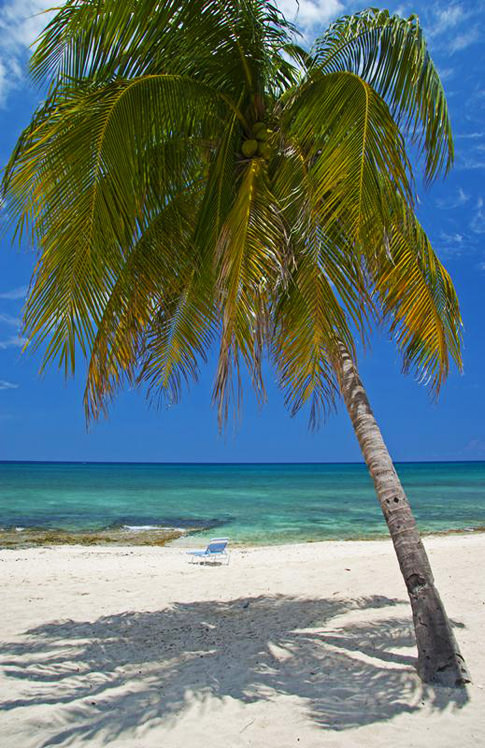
[213,157,286,425]
[371,202,462,392]
[31,0,299,101]
[138,270,217,411]
[2,0,462,430]
[4,74,224,375]
[271,228,355,429]
[271,135,373,343]
[282,70,413,248]
[192,106,242,263]
[312,8,453,181]
[84,188,202,421]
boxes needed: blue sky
[0,0,484,463]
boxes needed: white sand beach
[0,533,483,747]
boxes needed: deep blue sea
[0,461,484,546]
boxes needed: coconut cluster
[241,122,272,159]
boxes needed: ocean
[0,461,484,547]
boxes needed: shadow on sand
[0,594,468,745]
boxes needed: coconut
[253,122,267,139]
[255,128,269,141]
[241,139,258,158]
[257,141,271,159]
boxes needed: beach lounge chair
[187,538,230,564]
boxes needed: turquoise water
[0,461,484,545]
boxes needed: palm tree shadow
[0,594,468,746]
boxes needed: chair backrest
[207,538,228,554]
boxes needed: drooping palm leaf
[84,187,205,420]
[271,228,356,428]
[139,270,217,411]
[271,132,372,342]
[281,70,414,250]
[312,8,453,181]
[213,157,286,423]
[5,74,224,375]
[370,202,462,392]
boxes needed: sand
[0,533,483,747]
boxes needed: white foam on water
[122,525,186,533]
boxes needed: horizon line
[1,459,484,466]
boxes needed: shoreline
[1,533,483,747]
[1,523,484,549]
[2,529,482,556]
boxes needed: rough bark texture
[338,346,470,687]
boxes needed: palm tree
[3,1,469,685]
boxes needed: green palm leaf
[5,74,224,375]
[312,8,453,181]
[371,204,462,392]
[213,157,286,424]
[139,270,217,411]
[271,229,356,428]
[282,71,413,248]
[84,188,204,420]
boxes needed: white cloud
[440,231,465,245]
[0,336,26,349]
[437,230,472,257]
[0,380,19,390]
[457,158,485,171]
[0,285,27,300]
[435,187,469,210]
[456,123,485,170]
[394,6,411,18]
[449,27,480,54]
[462,438,485,457]
[438,67,455,82]
[0,60,8,104]
[0,0,57,105]
[456,131,485,140]
[0,313,21,327]
[275,0,344,34]
[429,6,465,37]
[424,4,482,55]
[471,198,485,234]
[437,224,483,259]
[0,0,55,49]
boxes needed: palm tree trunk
[338,345,470,686]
